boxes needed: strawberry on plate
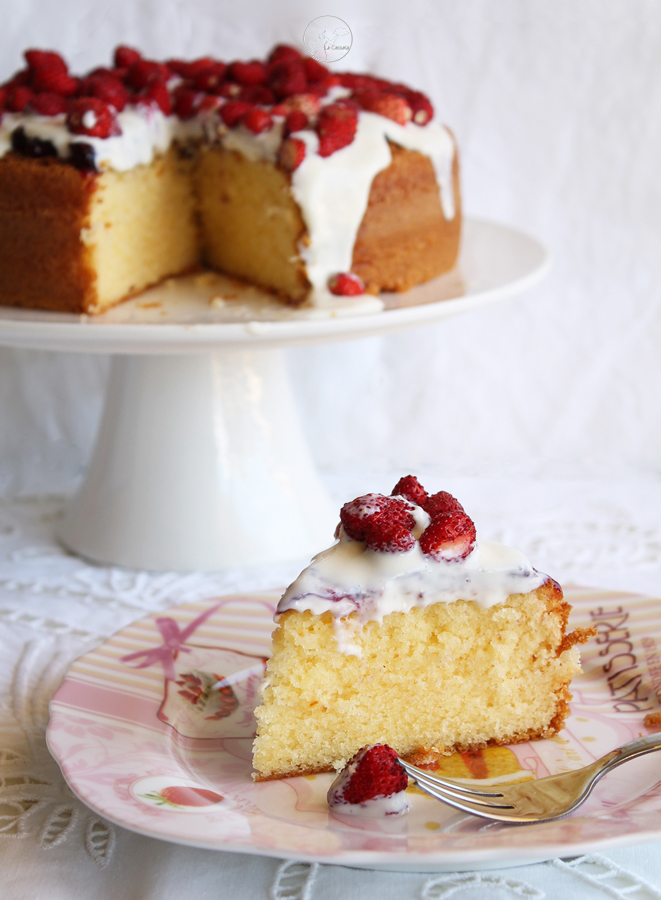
[327,744,410,817]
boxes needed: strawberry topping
[7,87,34,112]
[353,89,412,125]
[30,92,68,116]
[315,101,358,157]
[229,60,268,86]
[241,107,273,134]
[113,46,141,69]
[83,74,130,111]
[391,475,428,508]
[220,100,252,127]
[328,272,365,296]
[268,59,307,99]
[407,90,434,125]
[5,44,437,164]
[66,97,119,139]
[419,511,476,561]
[328,744,408,807]
[24,49,68,77]
[424,491,465,518]
[340,493,415,548]
[268,45,303,64]
[278,136,306,171]
[365,522,415,553]
[283,110,308,135]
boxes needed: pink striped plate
[46,588,661,872]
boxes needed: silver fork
[398,732,661,823]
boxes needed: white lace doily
[3,475,661,899]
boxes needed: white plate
[0,218,548,353]
[46,587,661,872]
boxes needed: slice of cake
[0,45,460,314]
[252,476,594,780]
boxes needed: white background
[0,0,660,497]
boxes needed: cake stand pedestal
[0,218,548,571]
[57,350,336,570]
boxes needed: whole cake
[0,45,460,314]
[252,476,594,781]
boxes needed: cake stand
[0,218,548,571]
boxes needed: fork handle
[595,731,661,780]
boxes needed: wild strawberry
[354,89,412,125]
[197,94,222,114]
[239,85,275,105]
[340,494,414,542]
[220,99,251,127]
[217,81,241,99]
[268,44,303,64]
[114,45,141,69]
[315,102,358,156]
[407,90,434,125]
[66,98,119,139]
[142,80,171,115]
[306,75,341,96]
[338,72,379,90]
[424,491,465,518]
[193,66,227,93]
[32,69,78,96]
[419,511,476,561]
[165,58,190,77]
[268,59,307,99]
[30,92,68,116]
[278,92,321,117]
[84,74,130,111]
[284,110,308,135]
[6,69,32,89]
[304,57,329,81]
[392,475,428,508]
[126,59,170,91]
[24,49,68,76]
[229,60,268,86]
[365,522,415,553]
[241,107,272,134]
[327,745,408,807]
[7,87,34,112]
[278,137,306,171]
[328,272,365,296]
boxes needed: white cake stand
[0,218,548,571]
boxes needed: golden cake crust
[0,153,98,313]
[352,139,461,294]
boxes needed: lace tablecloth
[4,474,661,899]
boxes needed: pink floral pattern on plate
[46,587,661,872]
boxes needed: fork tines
[398,759,515,811]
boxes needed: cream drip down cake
[252,476,594,781]
[0,45,460,314]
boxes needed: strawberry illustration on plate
[142,786,224,808]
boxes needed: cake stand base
[57,350,337,571]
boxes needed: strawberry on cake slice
[252,476,594,780]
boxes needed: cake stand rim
[0,217,549,355]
